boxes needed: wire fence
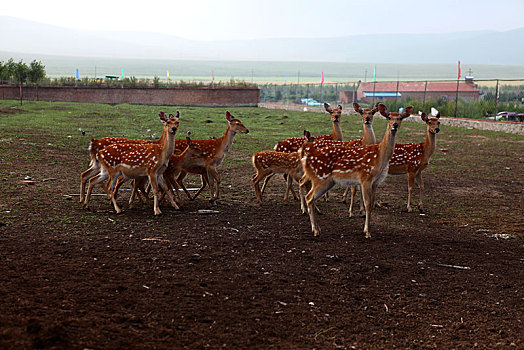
[259,79,524,120]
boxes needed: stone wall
[0,85,259,107]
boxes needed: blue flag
[76,69,79,79]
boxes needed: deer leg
[407,172,416,212]
[191,172,210,201]
[416,171,425,212]
[342,186,351,204]
[306,179,334,236]
[348,185,358,218]
[176,171,194,200]
[84,169,109,209]
[165,172,183,207]
[159,175,179,210]
[207,167,221,200]
[260,173,274,195]
[252,171,267,204]
[80,163,99,203]
[149,174,162,216]
[283,172,294,203]
[113,176,126,201]
[361,182,373,239]
[108,175,123,214]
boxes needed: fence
[258,79,524,121]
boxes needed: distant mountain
[1,16,523,65]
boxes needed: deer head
[225,111,249,134]
[324,103,342,123]
[159,111,179,135]
[421,111,441,134]
[354,102,379,125]
[378,104,413,133]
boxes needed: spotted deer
[83,112,180,215]
[260,102,343,197]
[299,104,413,238]
[79,112,174,203]
[174,111,249,201]
[387,109,441,212]
[251,151,304,205]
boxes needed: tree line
[0,58,46,85]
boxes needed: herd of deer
[252,102,441,238]
[78,103,441,239]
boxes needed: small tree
[13,60,29,105]
[28,60,46,85]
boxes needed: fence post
[494,79,500,116]
[454,78,460,117]
[394,79,400,112]
[423,80,428,110]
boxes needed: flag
[321,72,324,84]
[373,65,377,81]
[212,71,215,81]
[76,69,79,79]
[167,71,170,79]
[121,69,124,79]
[457,60,461,79]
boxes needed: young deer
[174,111,249,201]
[83,112,180,215]
[251,151,303,204]
[79,112,173,203]
[260,102,343,197]
[387,110,441,212]
[299,104,413,238]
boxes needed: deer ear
[421,113,428,122]
[175,111,180,118]
[186,136,191,145]
[436,112,441,119]
[159,111,167,121]
[304,130,311,139]
[324,103,333,113]
[402,106,414,119]
[225,111,232,122]
[353,102,363,115]
[378,103,390,118]
[337,105,342,110]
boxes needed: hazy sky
[3,0,523,40]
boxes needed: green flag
[373,65,376,81]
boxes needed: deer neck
[422,128,437,163]
[217,123,237,155]
[377,125,398,168]
[361,123,376,145]
[158,126,177,165]
[331,120,343,141]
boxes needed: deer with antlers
[83,112,180,215]
[259,102,343,199]
[174,111,249,202]
[79,112,176,203]
[299,103,413,238]
[386,109,441,213]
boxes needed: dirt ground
[0,120,523,349]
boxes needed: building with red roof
[340,78,480,104]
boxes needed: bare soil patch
[0,128,523,349]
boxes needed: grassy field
[1,99,523,348]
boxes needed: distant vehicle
[490,111,524,122]
[300,98,322,106]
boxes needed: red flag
[458,60,461,79]
[321,72,324,84]
[212,70,215,81]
